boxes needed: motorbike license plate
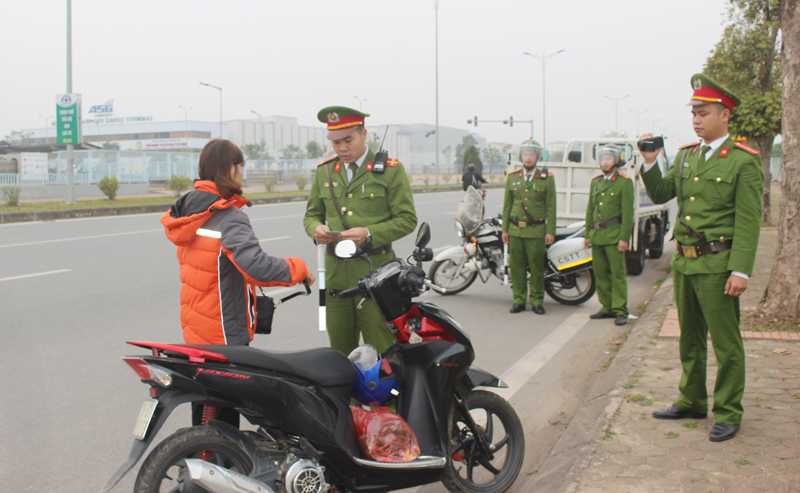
[132,399,157,440]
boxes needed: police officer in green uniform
[584,145,634,326]
[304,106,417,356]
[639,74,763,442]
[502,140,556,314]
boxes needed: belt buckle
[681,245,698,259]
[518,221,527,228]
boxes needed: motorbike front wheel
[428,259,479,295]
[544,267,596,305]
[443,390,525,493]
[134,426,253,493]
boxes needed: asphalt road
[0,190,674,492]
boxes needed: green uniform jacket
[303,149,418,290]
[502,169,557,238]
[584,170,635,246]
[640,137,763,276]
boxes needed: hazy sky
[4,0,732,154]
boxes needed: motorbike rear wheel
[428,259,479,295]
[544,267,596,305]
[134,426,253,493]
[443,390,525,493]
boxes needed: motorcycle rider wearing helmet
[501,140,556,314]
[583,145,634,326]
[462,163,487,191]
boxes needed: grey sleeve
[220,210,292,283]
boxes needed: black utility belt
[509,218,545,228]
[326,242,392,258]
[676,239,733,259]
[591,217,622,230]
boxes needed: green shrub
[422,175,431,186]
[263,177,277,193]
[167,175,192,197]
[295,174,308,191]
[97,176,120,200]
[2,185,21,206]
[442,174,452,184]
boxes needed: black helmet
[467,164,475,171]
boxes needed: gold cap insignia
[328,112,339,123]
[693,78,702,90]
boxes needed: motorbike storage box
[546,237,593,275]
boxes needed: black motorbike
[102,223,524,493]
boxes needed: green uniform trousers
[592,244,629,317]
[509,235,546,306]
[325,292,395,357]
[673,270,744,425]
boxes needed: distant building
[391,124,486,170]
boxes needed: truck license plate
[133,399,157,440]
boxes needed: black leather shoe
[652,404,707,420]
[509,303,525,313]
[615,315,628,326]
[709,423,740,442]
[532,305,545,315]
[589,311,615,320]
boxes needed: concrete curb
[0,184,504,224]
[526,273,676,492]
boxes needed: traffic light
[509,116,514,127]
[474,116,478,127]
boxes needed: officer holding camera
[638,74,763,442]
[584,145,634,326]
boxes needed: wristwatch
[365,229,372,244]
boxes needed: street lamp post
[39,114,52,142]
[522,49,564,148]
[199,82,222,137]
[353,96,367,111]
[628,108,649,137]
[251,110,264,157]
[179,105,192,146]
[603,94,630,134]
[434,0,440,185]
[66,0,75,203]
[644,118,663,134]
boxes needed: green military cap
[317,106,370,140]
[688,73,741,111]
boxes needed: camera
[637,136,664,153]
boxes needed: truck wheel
[648,220,664,259]
[625,236,646,276]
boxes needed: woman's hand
[305,272,317,287]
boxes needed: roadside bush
[97,176,120,200]
[422,175,431,187]
[167,175,192,197]
[264,177,277,193]
[2,185,21,206]
[295,174,309,191]
[442,174,452,184]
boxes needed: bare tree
[755,0,800,318]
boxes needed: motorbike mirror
[415,223,431,248]
[333,240,360,259]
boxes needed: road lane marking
[258,236,290,243]
[0,229,162,248]
[494,301,601,401]
[0,269,72,282]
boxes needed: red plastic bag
[350,403,421,463]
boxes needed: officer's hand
[638,133,659,165]
[305,272,316,287]
[545,234,555,246]
[584,239,591,249]
[725,275,748,297]
[314,225,336,245]
[617,240,629,252]
[502,232,509,244]
[340,227,369,246]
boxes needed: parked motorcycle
[102,223,524,493]
[428,186,596,305]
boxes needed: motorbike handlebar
[424,279,447,294]
[405,272,426,288]
[338,287,362,299]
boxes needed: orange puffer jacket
[161,181,308,345]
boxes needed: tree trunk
[757,135,774,223]
[756,0,800,319]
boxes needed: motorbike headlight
[454,222,465,238]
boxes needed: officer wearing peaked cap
[303,106,417,356]
[502,139,556,315]
[639,74,763,442]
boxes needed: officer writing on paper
[501,139,556,315]
[584,145,634,326]
[303,106,417,356]
[638,74,763,442]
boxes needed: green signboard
[56,93,82,145]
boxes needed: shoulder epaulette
[386,158,399,167]
[734,142,760,155]
[678,141,701,150]
[547,172,553,177]
[317,155,337,167]
[619,173,630,179]
[592,174,603,180]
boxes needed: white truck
[507,137,673,276]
